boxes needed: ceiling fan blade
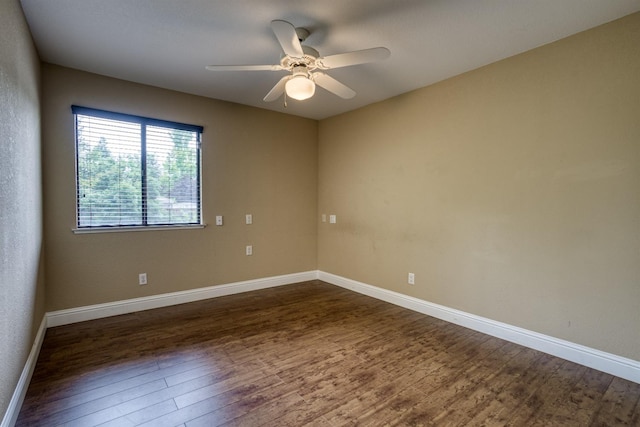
[313,72,356,99]
[206,64,283,71]
[263,75,289,102]
[317,47,390,69]
[271,20,304,58]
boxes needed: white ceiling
[20,0,640,120]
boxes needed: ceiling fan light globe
[285,75,315,100]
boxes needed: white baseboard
[1,316,47,427]
[319,271,640,384]
[47,271,319,327]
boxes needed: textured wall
[42,65,318,311]
[318,13,640,360]
[0,0,45,420]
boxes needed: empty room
[2,1,639,425]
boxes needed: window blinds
[73,106,203,228]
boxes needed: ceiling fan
[206,20,390,102]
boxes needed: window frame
[72,105,205,233]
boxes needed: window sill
[72,224,206,234]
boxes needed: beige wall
[318,13,640,360]
[42,65,318,311]
[0,0,45,419]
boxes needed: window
[72,106,203,230]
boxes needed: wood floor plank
[172,369,281,409]
[57,359,276,426]
[386,338,516,425]
[295,363,394,415]
[465,351,564,426]
[323,374,426,425]
[211,391,312,427]
[350,385,430,425]
[34,379,167,426]
[135,375,294,427]
[97,399,178,427]
[589,376,640,426]
[426,344,533,425]
[545,367,613,426]
[16,280,640,426]
[631,397,640,426]
[505,359,588,426]
[168,383,301,427]
[425,342,528,424]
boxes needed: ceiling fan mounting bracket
[295,27,310,43]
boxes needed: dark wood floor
[17,280,640,426]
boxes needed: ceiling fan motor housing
[280,45,320,71]
[291,64,310,77]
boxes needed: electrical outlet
[246,245,253,256]
[329,215,337,224]
[408,272,415,285]
[245,214,252,225]
[139,273,147,285]
[215,215,223,226]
